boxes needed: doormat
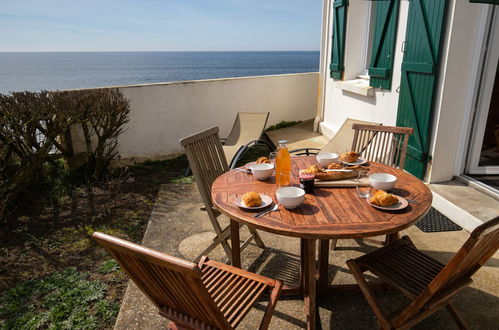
[415,207,462,232]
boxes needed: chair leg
[446,303,470,330]
[248,226,265,248]
[259,280,283,330]
[330,239,338,250]
[347,259,392,330]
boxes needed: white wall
[320,0,409,137]
[428,1,488,182]
[319,0,490,183]
[114,73,318,160]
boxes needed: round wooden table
[211,156,432,329]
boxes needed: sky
[0,0,322,52]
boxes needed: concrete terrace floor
[114,183,499,330]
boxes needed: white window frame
[359,1,376,78]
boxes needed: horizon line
[0,50,320,53]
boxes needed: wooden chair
[221,112,272,169]
[180,127,265,264]
[93,232,282,330]
[351,123,414,169]
[347,216,499,330]
[330,123,414,249]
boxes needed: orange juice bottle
[275,140,291,186]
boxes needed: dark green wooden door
[396,0,448,179]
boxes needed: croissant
[242,192,262,207]
[369,190,398,207]
[339,151,360,163]
[256,157,271,164]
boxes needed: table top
[211,156,432,239]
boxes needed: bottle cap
[278,139,288,144]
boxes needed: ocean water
[0,51,319,94]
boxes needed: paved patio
[114,182,499,329]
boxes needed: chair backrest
[410,217,499,313]
[351,124,414,169]
[321,118,381,154]
[224,112,269,147]
[180,127,229,209]
[92,232,230,329]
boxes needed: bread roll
[242,192,262,207]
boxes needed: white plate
[339,157,367,166]
[367,195,408,211]
[234,194,273,210]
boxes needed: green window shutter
[330,0,348,80]
[369,0,401,90]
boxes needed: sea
[0,51,320,94]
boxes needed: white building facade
[315,0,499,186]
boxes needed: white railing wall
[110,73,318,160]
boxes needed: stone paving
[114,183,499,329]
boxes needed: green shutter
[330,0,348,80]
[369,0,400,90]
[396,0,448,179]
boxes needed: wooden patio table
[211,156,432,329]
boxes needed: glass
[356,170,371,199]
[269,152,277,165]
[275,140,291,187]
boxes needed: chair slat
[351,124,414,169]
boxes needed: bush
[0,89,130,222]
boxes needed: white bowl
[369,173,397,191]
[316,152,339,167]
[250,163,274,181]
[276,187,305,209]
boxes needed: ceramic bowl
[316,152,339,167]
[250,163,274,181]
[276,187,305,209]
[369,173,397,191]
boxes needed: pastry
[340,151,360,163]
[327,163,342,169]
[301,165,322,174]
[242,192,262,207]
[369,190,398,207]
[256,156,271,164]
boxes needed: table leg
[385,232,399,245]
[230,219,241,268]
[317,239,329,293]
[302,238,317,330]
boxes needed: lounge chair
[221,112,272,169]
[289,118,380,155]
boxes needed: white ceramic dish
[369,173,397,191]
[244,161,257,169]
[367,195,408,211]
[234,194,273,210]
[339,157,367,166]
[250,163,274,181]
[276,187,305,209]
[316,152,339,167]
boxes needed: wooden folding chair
[351,123,414,170]
[347,216,499,330]
[93,232,282,330]
[180,127,265,264]
[330,123,414,250]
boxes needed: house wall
[319,0,488,183]
[320,0,409,138]
[113,73,318,161]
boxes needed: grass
[0,268,119,329]
[265,120,301,131]
[0,154,190,329]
